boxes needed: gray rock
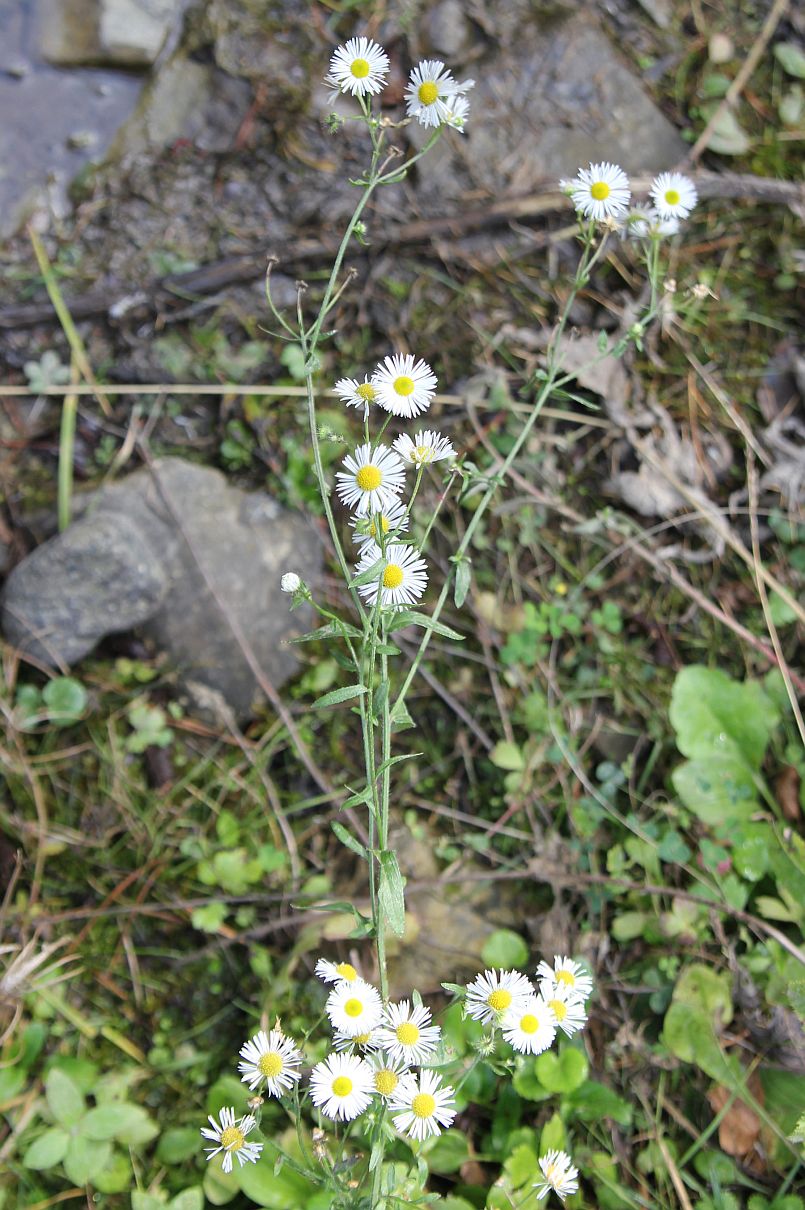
[424,0,475,59]
[1,459,322,719]
[411,10,685,207]
[39,0,184,66]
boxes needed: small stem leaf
[311,684,367,710]
[331,822,368,860]
[387,611,464,641]
[378,850,406,937]
[452,556,472,609]
[351,557,384,589]
[374,752,422,779]
[389,700,416,732]
[289,621,362,644]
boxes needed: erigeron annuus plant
[201,34,701,1208]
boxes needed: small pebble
[708,32,734,64]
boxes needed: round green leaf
[42,676,88,722]
[82,1103,146,1141]
[46,1069,85,1127]
[236,1149,314,1208]
[421,1129,469,1174]
[170,1189,205,1210]
[23,1127,69,1170]
[64,1136,112,1185]
[94,1151,133,1194]
[535,1047,588,1093]
[157,1127,203,1164]
[481,929,529,969]
[203,1162,239,1205]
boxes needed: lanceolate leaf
[311,684,367,710]
[387,611,464,641]
[378,850,406,936]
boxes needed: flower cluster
[564,162,699,237]
[326,37,474,131]
[465,955,593,1056]
[333,353,457,610]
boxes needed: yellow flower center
[259,1052,283,1077]
[411,1092,436,1118]
[393,375,415,396]
[383,564,404,590]
[336,962,357,981]
[332,1076,353,1097]
[520,1014,539,1034]
[355,1032,372,1045]
[220,1126,245,1151]
[414,446,432,462]
[549,999,567,1021]
[590,181,610,200]
[351,58,370,79]
[374,1069,398,1095]
[418,81,439,106]
[546,1162,558,1182]
[556,970,575,986]
[395,1021,420,1046]
[356,383,376,402]
[664,189,680,206]
[369,516,390,539]
[344,998,364,1018]
[356,465,382,492]
[487,989,512,1012]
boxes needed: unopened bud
[281,573,301,593]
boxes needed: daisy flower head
[334,375,378,418]
[375,999,442,1065]
[569,162,631,221]
[237,1028,303,1095]
[315,957,361,985]
[333,1027,381,1053]
[624,207,679,239]
[372,353,438,418]
[650,171,698,220]
[327,37,389,98]
[442,93,470,132]
[465,968,534,1025]
[534,1150,580,1202]
[326,978,383,1037]
[543,981,588,1038]
[335,443,406,516]
[501,995,557,1055]
[309,1052,375,1121]
[536,955,594,1001]
[390,1068,456,1141]
[355,543,428,609]
[350,497,409,548]
[368,1049,410,1098]
[201,1107,262,1173]
[405,59,473,128]
[394,430,456,466]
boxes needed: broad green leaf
[23,1127,69,1169]
[489,741,524,772]
[170,1189,205,1210]
[481,928,529,969]
[611,910,650,941]
[670,666,776,768]
[236,1146,315,1207]
[672,754,759,824]
[421,1129,469,1174]
[534,1048,588,1094]
[43,676,88,722]
[775,42,805,78]
[387,610,464,641]
[453,557,472,609]
[46,1069,85,1127]
[661,1003,742,1085]
[673,963,733,1026]
[203,1161,239,1205]
[82,1102,155,1142]
[504,1143,540,1188]
[63,1136,112,1184]
[207,1076,249,1118]
[157,1127,204,1164]
[538,1112,567,1155]
[378,850,406,936]
[512,1058,550,1102]
[289,620,362,644]
[131,1195,163,1210]
[566,1079,632,1126]
[311,684,366,710]
[93,1150,132,1194]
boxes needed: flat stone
[1,458,322,719]
[413,9,686,206]
[424,0,475,59]
[109,57,212,155]
[99,0,180,66]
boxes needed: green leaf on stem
[331,822,367,859]
[375,752,421,778]
[311,684,367,709]
[387,611,464,641]
[289,621,362,644]
[378,850,406,936]
[390,700,416,732]
[452,557,472,609]
[350,557,384,589]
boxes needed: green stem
[58,396,78,532]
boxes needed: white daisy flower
[237,1028,303,1095]
[326,978,383,1037]
[201,1107,263,1173]
[536,955,594,1001]
[309,1052,375,1121]
[465,969,535,1025]
[350,498,409,548]
[333,1027,381,1053]
[624,207,680,239]
[534,1150,580,1202]
[334,375,378,418]
[442,93,471,132]
[326,37,389,98]
[543,982,588,1038]
[335,443,406,516]
[372,353,438,418]
[375,1000,442,1065]
[314,957,362,985]
[393,430,456,466]
[405,59,473,128]
[650,171,698,220]
[390,1069,456,1141]
[368,1050,410,1099]
[501,996,557,1055]
[355,542,428,609]
[569,162,631,221]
